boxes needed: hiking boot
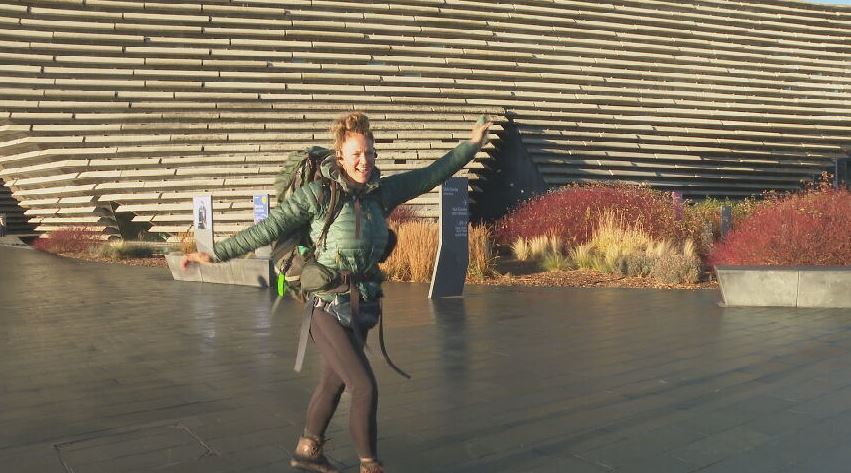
[360,459,384,473]
[289,435,339,473]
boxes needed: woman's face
[338,133,376,185]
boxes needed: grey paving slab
[2,246,851,472]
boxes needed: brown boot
[289,435,339,473]
[360,458,384,473]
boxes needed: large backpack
[272,146,342,301]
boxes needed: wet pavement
[2,245,851,472]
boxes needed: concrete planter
[0,236,29,248]
[165,252,274,288]
[715,265,851,308]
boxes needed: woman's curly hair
[331,111,374,153]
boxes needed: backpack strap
[293,299,314,373]
[315,179,342,254]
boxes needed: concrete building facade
[1,0,849,239]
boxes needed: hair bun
[331,111,373,152]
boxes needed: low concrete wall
[0,236,29,248]
[716,265,851,308]
[165,253,274,288]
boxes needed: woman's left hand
[180,251,213,270]
[470,115,493,148]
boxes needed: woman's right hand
[469,115,493,148]
[180,252,213,270]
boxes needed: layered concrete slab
[716,266,800,307]
[0,236,29,248]
[716,265,851,308]
[165,252,274,288]
[798,269,851,309]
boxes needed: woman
[182,112,492,473]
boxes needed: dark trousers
[304,308,378,459]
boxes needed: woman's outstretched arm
[181,180,324,268]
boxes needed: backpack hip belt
[293,271,410,379]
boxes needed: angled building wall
[0,178,33,234]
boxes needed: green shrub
[90,242,158,259]
[587,249,617,274]
[540,248,573,272]
[619,253,655,277]
[684,197,760,255]
[650,253,701,284]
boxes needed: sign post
[672,191,683,220]
[720,205,732,239]
[193,195,214,255]
[429,177,469,299]
[836,157,850,191]
[253,194,272,257]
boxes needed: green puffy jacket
[213,140,481,301]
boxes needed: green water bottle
[277,272,287,297]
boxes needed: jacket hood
[319,154,381,195]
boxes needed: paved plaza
[2,245,851,472]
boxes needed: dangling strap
[347,274,408,378]
[348,274,366,350]
[316,180,340,252]
[377,298,411,379]
[354,196,361,239]
[279,247,297,274]
[294,274,410,379]
[293,299,314,373]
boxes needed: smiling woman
[178,111,492,473]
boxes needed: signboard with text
[429,177,469,298]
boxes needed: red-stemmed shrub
[495,184,701,249]
[31,226,102,254]
[388,204,418,224]
[709,188,851,266]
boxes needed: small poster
[253,194,270,223]
[193,195,214,255]
[253,194,271,257]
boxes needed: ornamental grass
[379,219,496,282]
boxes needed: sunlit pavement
[2,246,851,473]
